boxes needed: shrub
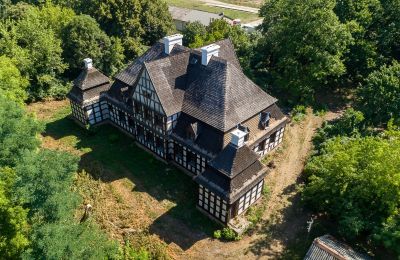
[291,105,307,122]
[213,230,221,239]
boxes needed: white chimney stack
[201,44,220,65]
[84,58,93,69]
[230,129,247,148]
[163,34,183,55]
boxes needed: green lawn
[217,0,262,8]
[166,0,260,22]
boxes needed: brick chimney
[201,44,220,65]
[163,34,183,55]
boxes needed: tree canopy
[0,55,28,104]
[257,0,352,103]
[303,132,400,254]
[357,61,400,125]
[62,14,124,76]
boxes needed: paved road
[201,0,260,14]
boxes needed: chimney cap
[163,34,183,54]
[201,44,220,53]
[83,58,93,69]
[201,44,220,65]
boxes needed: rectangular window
[154,113,163,128]
[134,102,142,114]
[128,117,134,128]
[270,132,277,143]
[174,144,183,159]
[145,131,154,144]
[187,151,196,166]
[144,108,152,121]
[137,125,144,138]
[259,139,267,151]
[155,136,164,151]
[118,110,125,122]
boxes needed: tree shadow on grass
[245,176,319,259]
[43,115,218,250]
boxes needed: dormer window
[187,122,199,141]
[259,112,271,129]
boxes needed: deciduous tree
[357,61,400,125]
[258,0,352,103]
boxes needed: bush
[213,230,221,239]
[213,228,241,241]
[291,105,307,122]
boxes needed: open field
[217,0,263,8]
[27,100,341,259]
[166,0,260,22]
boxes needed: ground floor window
[198,185,228,222]
[237,180,264,215]
[174,143,183,159]
[70,101,86,124]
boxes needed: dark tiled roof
[111,38,277,130]
[209,144,260,177]
[74,68,110,90]
[182,50,276,131]
[172,113,224,156]
[194,142,266,202]
[115,42,189,86]
[68,68,110,104]
[304,235,370,260]
[144,52,190,115]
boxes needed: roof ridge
[144,50,190,66]
[222,62,231,130]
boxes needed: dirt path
[182,110,341,259]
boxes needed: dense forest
[0,0,399,258]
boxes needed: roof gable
[74,68,110,90]
[132,68,166,115]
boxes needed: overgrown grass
[166,0,260,22]
[41,104,218,237]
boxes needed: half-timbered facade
[67,34,288,226]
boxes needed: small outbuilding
[304,235,370,260]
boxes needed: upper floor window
[144,108,152,121]
[134,102,142,114]
[187,151,196,166]
[259,112,271,130]
[142,90,152,99]
[154,113,163,128]
[270,132,277,143]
